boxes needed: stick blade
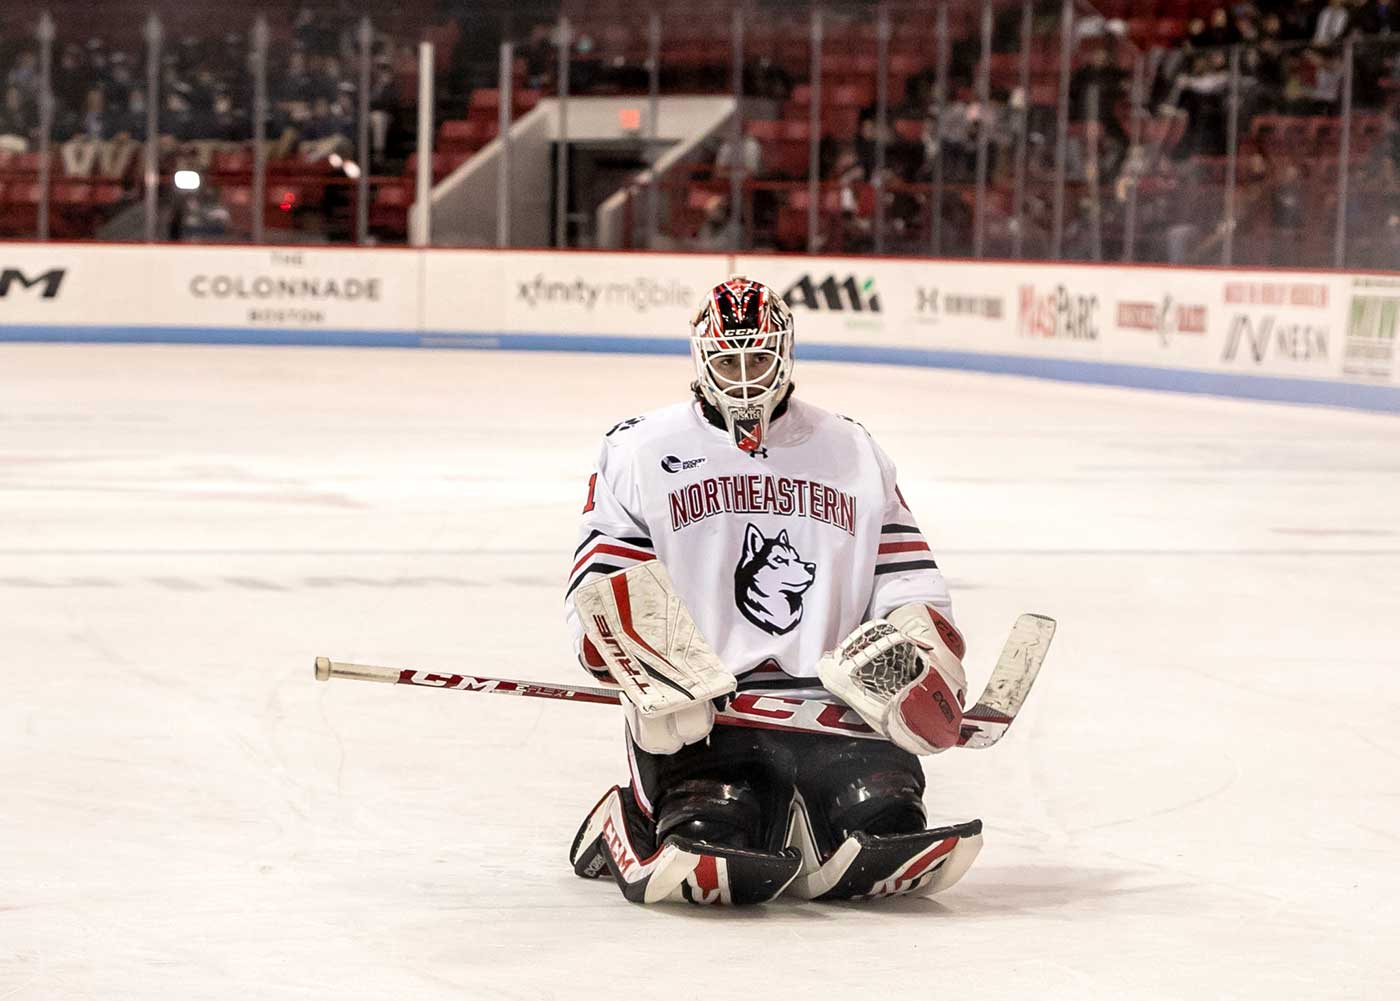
[959,613,1056,749]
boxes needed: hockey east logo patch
[734,524,816,636]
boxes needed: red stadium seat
[437,120,497,154]
[894,118,924,142]
[52,182,92,206]
[746,120,785,141]
[830,82,874,108]
[470,88,503,113]
[211,149,254,175]
[775,204,809,250]
[371,182,412,237]
[1308,118,1341,153]
[406,151,473,180]
[888,53,922,78]
[766,141,812,178]
[780,120,812,142]
[822,107,860,140]
[1155,18,1187,43]
[1352,114,1386,155]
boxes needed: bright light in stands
[342,161,362,180]
[173,170,201,192]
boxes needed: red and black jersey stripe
[876,521,939,576]
[566,531,655,598]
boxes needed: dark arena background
[1,0,1397,997]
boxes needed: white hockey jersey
[564,395,953,694]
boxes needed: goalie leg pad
[780,735,982,900]
[785,816,984,901]
[569,785,803,906]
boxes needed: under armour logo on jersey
[734,524,816,636]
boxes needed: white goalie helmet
[690,275,796,454]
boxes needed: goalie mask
[690,276,795,454]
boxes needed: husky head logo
[734,523,817,635]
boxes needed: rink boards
[1,242,1397,412]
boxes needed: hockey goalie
[565,275,982,905]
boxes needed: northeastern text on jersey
[668,474,857,536]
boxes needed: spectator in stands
[1178,52,1231,155]
[1254,13,1289,89]
[294,3,341,57]
[746,57,793,103]
[302,96,351,142]
[930,92,977,181]
[1377,100,1400,177]
[54,44,91,119]
[6,51,39,102]
[519,23,556,91]
[1356,0,1400,33]
[1282,0,1324,41]
[693,193,739,251]
[314,57,351,103]
[1234,4,1264,43]
[118,87,148,138]
[0,85,32,150]
[209,92,249,143]
[1313,0,1352,44]
[171,182,233,241]
[279,51,316,107]
[855,113,886,180]
[368,56,401,166]
[163,91,196,142]
[78,86,112,140]
[1204,7,1239,46]
[714,130,762,179]
[1269,162,1305,263]
[1184,17,1208,49]
[1283,49,1345,112]
[1070,47,1128,153]
[104,52,136,111]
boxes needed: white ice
[2,344,1398,1000]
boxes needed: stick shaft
[315,657,881,738]
[314,621,1054,748]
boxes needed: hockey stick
[314,613,1055,749]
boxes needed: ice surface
[2,344,1397,1000]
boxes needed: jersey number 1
[582,473,598,513]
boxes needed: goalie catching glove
[572,563,736,755]
[817,604,968,755]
